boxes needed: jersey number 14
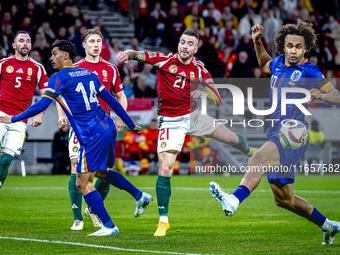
[76,81,100,110]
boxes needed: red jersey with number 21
[144,51,214,117]
[0,56,48,123]
[74,58,123,117]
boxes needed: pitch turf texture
[1,175,340,255]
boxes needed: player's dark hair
[274,21,318,55]
[14,31,30,42]
[182,28,199,42]
[82,28,103,42]
[51,40,76,59]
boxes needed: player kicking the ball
[116,28,257,236]
[209,21,340,245]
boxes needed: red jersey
[74,58,123,117]
[0,56,48,123]
[144,52,214,117]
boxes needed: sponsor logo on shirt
[169,65,177,74]
[102,70,108,77]
[16,68,24,73]
[28,68,33,76]
[290,70,302,82]
[6,66,14,73]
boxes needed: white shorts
[157,109,218,153]
[0,111,27,156]
[68,126,80,159]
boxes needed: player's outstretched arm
[0,96,53,124]
[310,86,340,105]
[115,91,127,132]
[31,88,47,127]
[252,24,272,74]
[116,50,146,63]
[56,103,68,129]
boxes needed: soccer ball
[279,120,308,150]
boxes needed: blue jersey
[265,54,331,138]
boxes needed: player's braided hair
[274,21,318,55]
[51,40,76,60]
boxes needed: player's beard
[16,46,30,57]
[179,51,194,62]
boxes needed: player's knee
[75,178,83,192]
[248,155,260,168]
[274,197,294,209]
[159,165,172,177]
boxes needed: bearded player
[209,22,340,246]
[0,31,48,188]
[116,28,257,236]
[57,29,152,230]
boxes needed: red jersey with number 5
[74,58,123,117]
[0,56,48,123]
[144,51,214,117]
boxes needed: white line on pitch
[0,236,206,255]
[3,186,340,194]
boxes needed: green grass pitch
[1,175,340,254]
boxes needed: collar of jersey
[63,66,76,68]
[284,58,308,67]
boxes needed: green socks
[94,178,111,200]
[156,175,171,216]
[68,174,83,221]
[0,154,13,188]
[232,132,251,155]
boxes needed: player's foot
[154,222,170,236]
[134,192,153,218]
[85,206,103,227]
[241,147,258,157]
[209,181,239,216]
[70,220,84,230]
[88,226,119,236]
[321,221,340,246]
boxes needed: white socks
[159,216,168,223]
[321,218,331,231]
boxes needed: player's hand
[309,88,324,101]
[116,51,129,64]
[31,114,43,127]
[251,24,264,42]
[0,115,13,124]
[191,90,208,98]
[115,117,125,132]
[57,116,68,129]
[131,125,142,135]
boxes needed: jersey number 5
[15,77,22,88]
[76,81,100,110]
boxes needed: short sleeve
[110,65,123,94]
[309,66,331,92]
[44,75,60,99]
[144,51,174,68]
[38,65,49,89]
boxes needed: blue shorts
[266,135,307,184]
[76,125,117,173]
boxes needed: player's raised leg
[210,141,279,216]
[153,150,176,236]
[269,182,340,245]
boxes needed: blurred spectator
[199,36,220,77]
[10,5,21,32]
[218,5,239,33]
[235,35,256,61]
[295,0,309,21]
[124,37,145,71]
[129,0,149,42]
[334,24,340,66]
[33,37,53,75]
[278,0,289,23]
[134,75,157,98]
[19,17,33,35]
[56,4,75,29]
[149,2,167,46]
[45,0,64,15]
[37,21,55,45]
[169,0,182,18]
[184,5,205,35]
[140,119,159,163]
[95,17,111,42]
[30,50,44,65]
[239,9,262,37]
[0,42,7,58]
[220,47,238,77]
[71,6,80,20]
[141,63,157,90]
[231,51,255,78]
[239,0,258,19]
[309,55,318,65]
[252,67,269,97]
[191,20,202,37]
[68,26,84,56]
[109,42,121,66]
[52,125,70,175]
[202,0,221,23]
[1,12,12,32]
[322,15,339,33]
[283,0,297,15]
[164,7,184,52]
[56,26,68,40]
[203,6,218,34]
[230,0,244,21]
[309,13,323,57]
[1,24,14,54]
[218,19,238,49]
[325,70,338,89]
[81,12,93,29]
[263,7,283,57]
[24,1,45,30]
[122,76,135,99]
[119,62,135,80]
[73,55,82,63]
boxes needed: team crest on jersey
[102,70,108,77]
[160,142,167,148]
[290,70,302,82]
[190,71,195,81]
[27,68,33,76]
[6,66,14,73]
[148,52,156,58]
[72,146,79,153]
[169,65,177,74]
